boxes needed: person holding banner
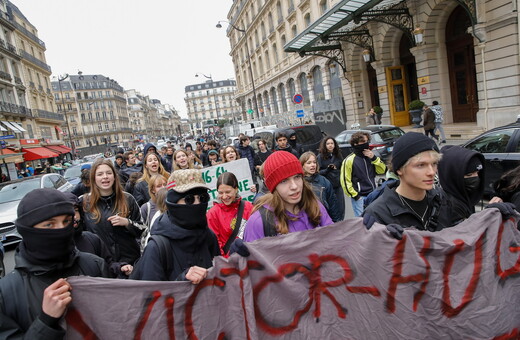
[207,172,254,256]
[363,132,451,238]
[243,151,332,242]
[131,169,220,282]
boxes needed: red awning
[22,147,59,161]
[45,145,72,154]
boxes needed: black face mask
[17,222,75,265]
[167,202,209,230]
[464,176,481,194]
[353,142,369,155]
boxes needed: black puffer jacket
[0,249,106,340]
[133,180,150,206]
[363,180,452,231]
[317,153,343,188]
[438,145,485,225]
[132,213,220,281]
[82,192,144,264]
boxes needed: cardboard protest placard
[65,209,520,339]
[202,158,255,205]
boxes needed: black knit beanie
[465,156,483,175]
[16,188,75,229]
[391,132,439,172]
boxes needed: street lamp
[216,20,260,121]
[195,72,221,124]
[57,74,76,158]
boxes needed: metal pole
[57,74,75,159]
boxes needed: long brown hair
[173,149,194,171]
[299,151,319,175]
[155,187,168,214]
[319,136,342,160]
[85,158,129,223]
[223,146,241,163]
[138,152,169,184]
[253,179,321,234]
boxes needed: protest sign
[65,209,520,339]
[201,158,255,206]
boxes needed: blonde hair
[139,152,169,184]
[173,149,195,171]
[397,150,442,174]
[147,173,167,203]
[155,187,168,213]
[299,151,318,175]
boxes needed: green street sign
[247,109,254,115]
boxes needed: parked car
[251,125,324,154]
[462,115,520,196]
[335,125,405,164]
[0,174,74,246]
[63,162,93,186]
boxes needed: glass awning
[284,0,404,53]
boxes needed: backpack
[131,235,173,280]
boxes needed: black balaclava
[353,142,370,156]
[166,187,209,230]
[16,188,76,265]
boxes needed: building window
[313,67,325,101]
[304,13,311,27]
[272,43,279,64]
[291,25,297,38]
[98,123,102,132]
[298,73,310,106]
[320,0,328,14]
[329,62,343,98]
[278,83,288,112]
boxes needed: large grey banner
[65,209,520,339]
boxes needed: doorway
[386,66,410,126]
[446,5,478,122]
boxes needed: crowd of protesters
[0,130,519,339]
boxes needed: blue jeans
[351,196,366,217]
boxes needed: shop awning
[9,121,26,132]
[45,145,72,154]
[0,148,24,162]
[284,0,403,54]
[22,147,59,161]
[1,121,24,133]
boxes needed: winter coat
[207,199,254,256]
[119,164,143,186]
[82,192,144,265]
[254,150,273,167]
[317,153,343,188]
[243,201,333,242]
[163,154,173,172]
[133,180,150,206]
[132,213,220,281]
[340,153,386,198]
[363,180,453,231]
[274,145,300,158]
[438,145,485,225]
[238,144,256,175]
[0,249,106,340]
[423,108,435,130]
[305,174,342,222]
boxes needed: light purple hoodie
[243,201,333,242]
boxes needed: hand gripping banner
[65,208,520,339]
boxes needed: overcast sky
[15,0,236,118]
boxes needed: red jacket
[207,199,253,256]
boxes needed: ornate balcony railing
[0,101,31,117]
[20,50,52,72]
[34,109,64,121]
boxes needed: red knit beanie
[263,151,304,192]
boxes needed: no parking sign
[293,94,303,104]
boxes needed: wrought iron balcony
[14,76,23,86]
[0,70,12,82]
[0,101,32,117]
[0,38,20,59]
[10,20,46,49]
[34,109,64,122]
[0,11,14,30]
[20,50,52,72]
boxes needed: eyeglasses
[183,193,210,205]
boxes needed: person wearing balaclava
[438,145,486,225]
[0,188,107,339]
[131,169,220,282]
[64,192,132,278]
[340,131,386,217]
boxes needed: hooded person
[64,192,133,278]
[287,129,304,156]
[438,145,485,225]
[143,142,169,170]
[0,188,107,339]
[131,169,220,282]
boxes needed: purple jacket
[243,202,333,242]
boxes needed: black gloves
[363,214,404,240]
[486,202,518,220]
[229,239,250,257]
[386,224,404,240]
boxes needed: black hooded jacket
[132,212,220,281]
[438,145,485,225]
[0,249,106,339]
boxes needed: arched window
[272,43,279,64]
[261,22,266,41]
[304,13,311,27]
[287,78,296,99]
[319,0,328,14]
[329,62,343,98]
[291,25,297,38]
[299,73,310,106]
[312,67,325,101]
[268,12,274,32]
[278,83,288,112]
[276,2,283,23]
[265,50,270,69]
[270,87,278,113]
[258,56,264,74]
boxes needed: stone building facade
[184,79,242,133]
[226,0,520,132]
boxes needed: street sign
[247,109,254,115]
[0,135,15,140]
[295,103,304,118]
[293,94,303,104]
